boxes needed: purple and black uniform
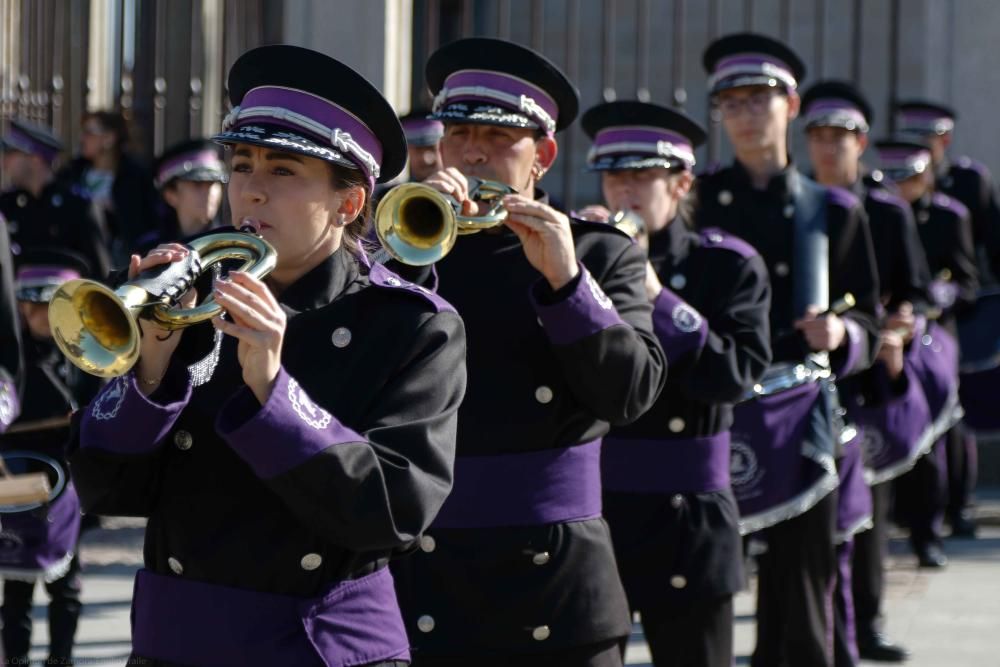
[0,215,21,435]
[70,44,467,667]
[694,163,880,667]
[603,222,771,667]
[70,252,466,667]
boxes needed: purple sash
[433,440,602,529]
[848,366,935,485]
[132,566,409,667]
[601,432,731,494]
[730,381,838,535]
[0,482,80,583]
[836,431,873,543]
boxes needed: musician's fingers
[228,271,283,319]
[212,288,280,334]
[212,316,268,347]
[216,276,281,325]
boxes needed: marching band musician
[399,109,445,183]
[581,101,772,667]
[696,34,881,667]
[135,138,228,254]
[874,138,978,568]
[803,81,929,664]
[0,211,21,441]
[0,120,111,281]
[390,38,667,666]
[0,248,98,666]
[68,45,467,667]
[895,101,991,539]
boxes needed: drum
[958,290,1000,434]
[731,355,840,535]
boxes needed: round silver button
[670,574,687,589]
[173,430,193,450]
[707,232,724,244]
[535,386,554,404]
[532,551,551,566]
[417,615,435,633]
[385,276,402,287]
[420,535,436,553]
[532,625,551,641]
[670,494,684,509]
[717,190,733,206]
[168,557,184,575]
[783,204,795,219]
[668,417,685,433]
[774,262,790,277]
[16,194,27,208]
[669,274,687,290]
[922,334,933,346]
[331,327,352,348]
[300,553,323,571]
[917,210,930,223]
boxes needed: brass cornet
[48,229,276,378]
[375,177,516,266]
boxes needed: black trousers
[639,594,733,667]
[833,540,858,667]
[895,438,947,548]
[410,638,625,667]
[1,552,82,665]
[129,659,409,667]
[752,491,837,667]
[851,481,890,640]
[945,423,977,521]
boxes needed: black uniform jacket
[912,191,979,325]
[855,180,932,312]
[604,219,771,607]
[0,183,111,278]
[694,162,880,375]
[392,194,667,654]
[937,156,1000,282]
[69,247,467,595]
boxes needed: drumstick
[820,292,855,317]
[3,415,73,435]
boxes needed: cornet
[48,228,276,378]
[375,177,516,266]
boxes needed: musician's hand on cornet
[502,194,579,291]
[211,271,286,406]
[129,244,198,394]
[423,167,478,217]
[877,330,905,380]
[884,301,915,344]
[794,305,847,352]
[574,205,612,223]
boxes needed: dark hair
[327,163,373,259]
[83,110,129,153]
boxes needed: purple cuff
[0,378,21,434]
[216,367,365,479]
[531,264,626,345]
[833,318,865,376]
[651,288,709,364]
[81,373,192,454]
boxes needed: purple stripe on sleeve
[531,263,626,345]
[651,288,709,365]
[80,373,192,454]
[217,367,365,479]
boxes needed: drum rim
[0,450,67,514]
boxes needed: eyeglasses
[715,90,779,119]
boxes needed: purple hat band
[876,148,932,175]
[401,118,444,145]
[588,126,695,167]
[804,100,869,132]
[709,53,797,91]
[16,266,80,284]
[2,126,60,163]
[897,110,955,135]
[156,150,225,187]
[433,69,559,135]
[222,85,383,181]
